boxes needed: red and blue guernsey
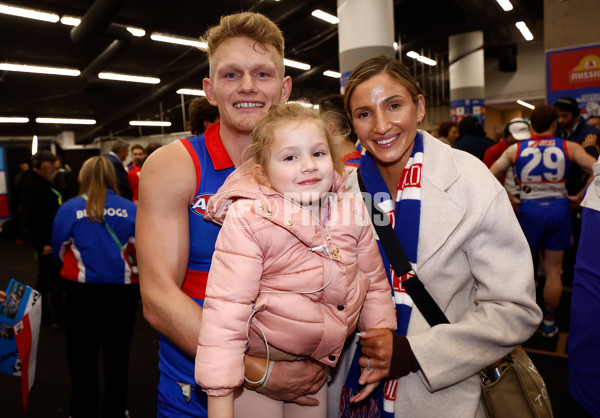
[51,189,138,284]
[514,134,571,200]
[159,122,236,389]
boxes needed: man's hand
[260,359,327,406]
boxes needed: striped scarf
[340,132,423,418]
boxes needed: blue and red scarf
[340,132,423,417]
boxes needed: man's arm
[568,141,598,176]
[490,144,516,179]
[137,142,201,357]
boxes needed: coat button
[266,210,272,216]
[337,304,344,311]
[286,219,293,226]
[329,354,336,361]
[331,249,339,258]
[257,204,264,211]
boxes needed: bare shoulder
[139,140,197,205]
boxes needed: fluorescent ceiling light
[0,4,59,22]
[150,33,207,49]
[126,27,145,37]
[176,88,206,96]
[36,117,96,125]
[98,72,160,84]
[0,63,80,76]
[32,135,38,155]
[515,21,534,41]
[406,51,437,66]
[496,0,513,12]
[284,58,311,71]
[129,120,171,127]
[517,99,535,110]
[311,9,339,24]
[60,16,80,26]
[0,116,29,123]
[323,70,341,78]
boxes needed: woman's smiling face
[349,72,425,169]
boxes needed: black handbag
[356,170,553,418]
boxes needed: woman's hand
[0,290,6,303]
[357,328,394,385]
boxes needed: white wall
[485,41,546,105]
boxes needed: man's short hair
[131,144,144,153]
[111,138,130,153]
[554,97,580,117]
[31,150,57,169]
[201,12,285,60]
[458,116,485,137]
[530,104,559,133]
[188,97,219,136]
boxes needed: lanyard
[50,187,63,205]
[81,194,124,251]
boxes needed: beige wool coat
[331,130,542,418]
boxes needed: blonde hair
[77,156,119,223]
[245,102,345,181]
[202,12,284,63]
[344,55,425,120]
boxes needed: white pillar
[337,0,395,90]
[449,31,485,121]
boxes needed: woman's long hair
[77,156,119,223]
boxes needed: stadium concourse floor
[0,233,592,418]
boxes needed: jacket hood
[205,160,349,225]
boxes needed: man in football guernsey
[491,104,596,338]
[136,12,327,417]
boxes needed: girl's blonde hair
[77,156,119,223]
[245,102,346,180]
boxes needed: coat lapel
[417,132,465,270]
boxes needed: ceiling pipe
[76,61,209,144]
[80,38,131,81]
[70,0,129,46]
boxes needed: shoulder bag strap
[356,170,449,327]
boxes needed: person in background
[453,116,496,161]
[490,104,596,338]
[196,102,396,418]
[554,97,600,148]
[484,118,531,208]
[188,97,220,136]
[18,150,63,327]
[317,94,361,168]
[136,12,326,417]
[329,55,541,417]
[105,138,133,200]
[52,156,138,418]
[437,121,459,145]
[587,115,600,132]
[127,144,146,203]
[127,144,146,172]
[554,97,600,309]
[568,154,600,417]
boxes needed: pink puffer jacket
[195,164,396,396]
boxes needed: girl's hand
[349,381,379,404]
[0,291,6,303]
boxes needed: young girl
[195,103,397,418]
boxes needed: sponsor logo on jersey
[191,194,212,216]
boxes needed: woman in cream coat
[328,56,542,417]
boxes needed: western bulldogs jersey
[158,122,235,385]
[515,135,571,200]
